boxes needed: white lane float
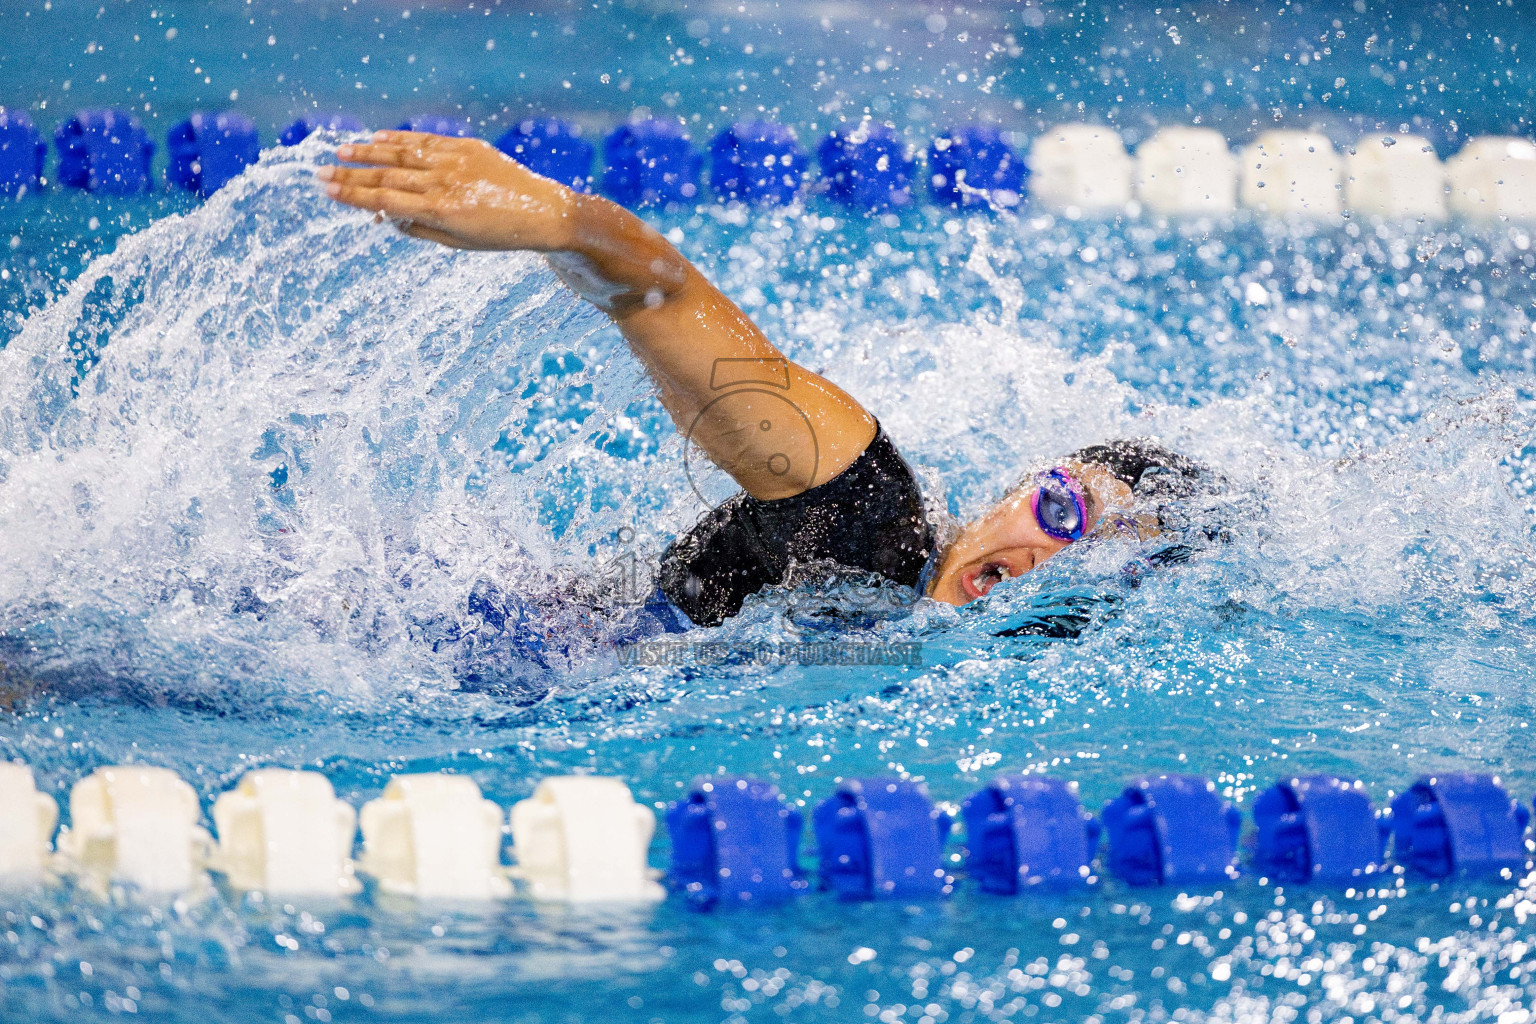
[1447,136,1536,222]
[212,769,360,896]
[0,763,58,882]
[1240,129,1343,217]
[358,774,511,899]
[1027,124,1133,215]
[1134,126,1238,216]
[60,766,209,893]
[510,776,664,902]
[1344,133,1447,221]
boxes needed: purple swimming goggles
[1030,467,1091,542]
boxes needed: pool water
[4,1,1536,1022]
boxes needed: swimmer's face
[927,461,1134,606]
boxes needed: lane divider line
[4,106,1533,222]
[8,764,1532,904]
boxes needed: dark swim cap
[1068,437,1215,500]
[1070,437,1233,554]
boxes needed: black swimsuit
[657,425,936,627]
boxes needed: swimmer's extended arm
[319,131,874,500]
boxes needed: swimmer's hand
[317,131,575,251]
[318,130,685,318]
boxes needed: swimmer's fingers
[317,165,434,193]
[324,182,438,223]
[335,138,440,171]
[367,129,450,150]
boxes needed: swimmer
[319,132,1215,629]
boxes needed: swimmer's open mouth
[962,559,1017,601]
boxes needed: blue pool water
[5,1,1536,1021]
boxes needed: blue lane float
[0,110,45,195]
[667,777,806,906]
[1102,774,1242,886]
[963,775,1100,892]
[279,113,366,146]
[55,110,154,194]
[1252,775,1388,883]
[602,119,702,209]
[495,118,594,192]
[928,125,1027,210]
[1390,774,1530,878]
[166,111,261,198]
[709,121,805,205]
[814,778,952,900]
[816,123,916,210]
[396,115,473,138]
